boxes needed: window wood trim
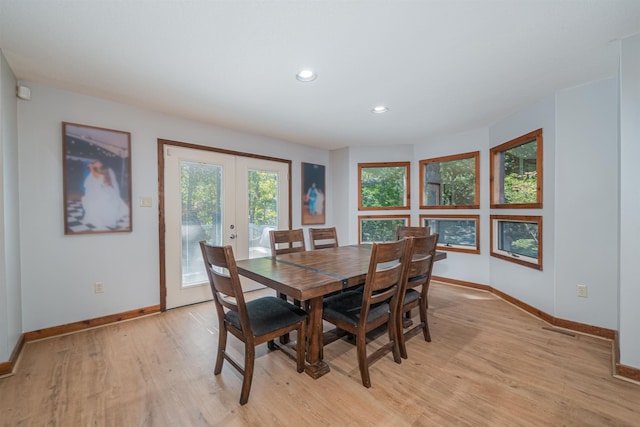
[358,162,411,210]
[420,214,480,254]
[490,214,543,270]
[490,129,543,209]
[419,151,480,209]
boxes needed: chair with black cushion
[309,227,339,250]
[269,229,306,255]
[397,233,439,359]
[396,225,431,239]
[322,238,413,388]
[199,241,307,405]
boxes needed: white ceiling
[1,1,639,150]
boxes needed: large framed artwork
[63,122,132,235]
[302,162,326,225]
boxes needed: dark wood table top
[236,245,446,301]
[236,245,368,299]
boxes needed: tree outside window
[248,169,278,239]
[421,214,480,254]
[358,162,410,210]
[490,215,542,270]
[490,129,543,208]
[420,151,479,209]
[359,215,409,243]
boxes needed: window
[490,215,542,270]
[490,129,543,208]
[358,215,410,243]
[420,214,480,254]
[419,151,479,209]
[358,162,410,210]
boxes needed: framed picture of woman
[62,122,132,235]
[302,162,326,225]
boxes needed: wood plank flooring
[1,282,639,426]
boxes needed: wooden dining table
[235,244,446,379]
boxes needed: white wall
[555,77,619,329]
[18,83,329,332]
[413,128,491,285]
[619,34,640,368]
[488,96,556,314]
[330,147,350,246]
[0,50,22,362]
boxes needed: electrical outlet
[94,282,104,293]
[576,284,588,298]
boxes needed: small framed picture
[62,122,132,235]
[302,162,326,225]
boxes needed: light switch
[140,197,153,207]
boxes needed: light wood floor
[2,282,639,426]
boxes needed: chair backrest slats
[213,275,237,302]
[359,238,412,327]
[309,227,339,250]
[404,234,439,291]
[370,265,404,293]
[199,241,251,334]
[269,229,306,256]
[396,225,431,240]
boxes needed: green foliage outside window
[181,161,222,280]
[501,140,537,204]
[504,172,537,204]
[361,166,407,208]
[181,166,279,227]
[248,170,278,227]
[426,219,476,247]
[361,218,407,243]
[441,157,476,205]
[425,157,476,206]
[499,221,538,259]
[181,165,281,255]
[511,237,538,258]
[181,162,221,227]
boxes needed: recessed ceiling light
[371,105,389,114]
[296,69,317,82]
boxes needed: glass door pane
[164,146,235,309]
[181,160,223,287]
[234,156,289,261]
[247,169,279,258]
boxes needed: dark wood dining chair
[269,228,307,323]
[397,233,439,359]
[269,229,306,255]
[199,241,307,405]
[322,238,413,388]
[396,225,431,239]
[309,227,339,250]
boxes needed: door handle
[229,234,237,239]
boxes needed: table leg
[304,296,330,379]
[278,292,290,344]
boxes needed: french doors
[162,143,290,309]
